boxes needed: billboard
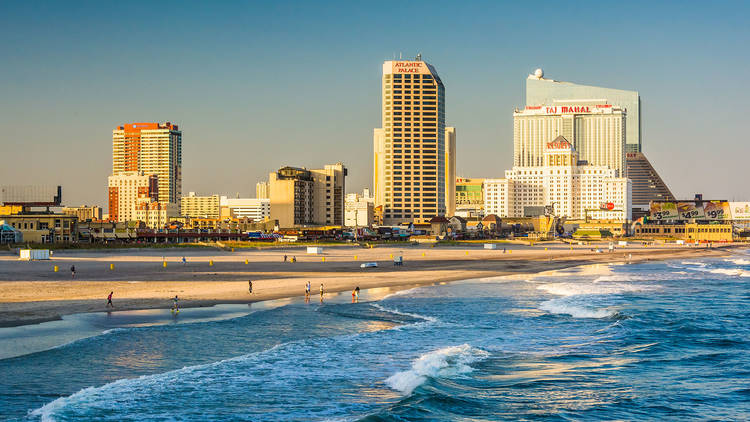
[651,201,732,221]
[730,202,750,220]
[650,202,678,220]
[702,201,730,220]
[677,202,705,220]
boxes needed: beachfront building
[526,68,641,153]
[61,206,103,221]
[345,191,375,227]
[107,172,159,222]
[374,56,451,225]
[181,193,220,219]
[134,201,179,229]
[633,223,733,242]
[484,137,631,220]
[269,163,346,227]
[455,177,484,218]
[219,197,270,221]
[256,181,270,199]
[0,213,78,243]
[514,101,626,177]
[112,122,182,205]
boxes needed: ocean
[1,251,749,421]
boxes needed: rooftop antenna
[399,52,402,59]
[416,53,422,61]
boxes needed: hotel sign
[391,61,428,74]
[522,104,614,115]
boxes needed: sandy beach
[0,242,741,327]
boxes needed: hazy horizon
[2,1,749,208]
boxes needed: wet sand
[0,242,740,327]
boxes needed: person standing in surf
[305,281,311,298]
[319,283,324,302]
[106,291,113,308]
[248,280,253,294]
[172,295,179,312]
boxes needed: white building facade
[485,137,631,220]
[220,197,270,221]
[514,102,626,177]
[345,190,375,227]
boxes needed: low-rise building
[634,223,733,242]
[220,197,270,221]
[62,205,103,221]
[135,201,179,229]
[181,193,220,219]
[0,213,78,243]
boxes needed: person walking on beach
[305,281,311,297]
[319,283,324,301]
[182,256,187,265]
[248,280,253,294]
[172,295,179,311]
[106,291,113,308]
[284,254,288,263]
[292,256,296,263]
[70,265,76,278]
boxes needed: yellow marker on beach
[163,261,167,268]
[53,265,58,272]
[209,260,214,266]
[544,247,548,251]
[509,250,512,254]
[245,259,249,265]
[465,251,469,255]
[354,255,358,260]
[110,263,115,270]
[322,257,326,262]
[390,254,393,258]
[422,252,425,257]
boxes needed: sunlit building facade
[374,57,448,224]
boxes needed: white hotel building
[485,137,631,220]
[514,101,626,177]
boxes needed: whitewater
[2,252,750,421]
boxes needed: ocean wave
[381,286,426,300]
[707,268,750,277]
[537,282,658,297]
[725,258,750,266]
[385,344,489,395]
[539,299,617,319]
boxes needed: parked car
[360,262,378,269]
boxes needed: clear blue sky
[2,1,749,207]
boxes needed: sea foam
[539,299,616,319]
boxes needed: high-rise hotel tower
[112,122,182,204]
[374,57,453,224]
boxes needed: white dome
[534,68,544,78]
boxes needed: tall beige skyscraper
[374,57,449,224]
[112,122,182,204]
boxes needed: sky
[1,1,749,208]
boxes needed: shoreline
[0,244,744,328]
